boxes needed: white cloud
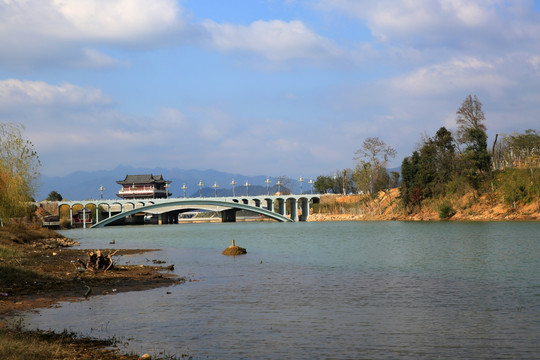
[391,57,512,96]
[0,1,348,71]
[157,108,190,130]
[316,0,540,51]
[0,0,185,70]
[0,79,112,107]
[203,19,343,61]
[1,0,182,42]
[75,48,124,68]
[52,0,181,41]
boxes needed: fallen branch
[77,249,118,272]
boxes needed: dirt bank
[0,225,185,359]
[0,247,182,315]
[309,190,540,222]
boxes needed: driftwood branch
[77,249,118,272]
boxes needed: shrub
[438,201,456,220]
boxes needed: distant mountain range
[37,165,301,201]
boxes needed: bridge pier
[277,198,286,216]
[221,208,237,222]
[265,199,274,212]
[299,198,310,221]
[288,198,298,222]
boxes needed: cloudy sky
[1,0,540,178]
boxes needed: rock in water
[222,239,247,256]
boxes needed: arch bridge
[57,195,320,228]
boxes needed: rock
[222,239,247,256]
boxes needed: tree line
[314,94,539,214]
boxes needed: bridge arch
[92,199,293,228]
[57,194,320,228]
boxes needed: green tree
[314,175,334,194]
[314,171,355,194]
[413,127,457,198]
[417,139,437,198]
[433,127,456,186]
[354,162,372,195]
[400,127,458,210]
[0,123,41,222]
[464,127,491,172]
[46,191,63,201]
[400,150,421,211]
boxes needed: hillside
[310,169,539,221]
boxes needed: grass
[0,244,47,290]
[0,245,19,259]
[0,325,193,360]
[0,264,49,288]
[0,223,64,244]
[0,325,137,360]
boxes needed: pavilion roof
[116,174,171,185]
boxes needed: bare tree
[456,94,486,145]
[353,137,396,196]
[455,95,491,179]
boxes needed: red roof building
[116,174,172,199]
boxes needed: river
[22,221,540,359]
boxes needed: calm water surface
[23,221,540,359]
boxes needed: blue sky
[1,0,540,179]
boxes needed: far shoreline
[309,191,539,222]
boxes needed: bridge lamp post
[244,180,250,196]
[276,179,282,194]
[299,176,304,194]
[198,180,204,197]
[165,183,169,199]
[265,177,271,195]
[231,179,237,197]
[212,181,219,197]
[309,178,314,194]
[182,184,187,198]
[98,184,105,199]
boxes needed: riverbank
[0,224,184,359]
[309,189,540,222]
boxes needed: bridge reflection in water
[57,195,320,228]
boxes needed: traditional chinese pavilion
[116,174,172,199]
